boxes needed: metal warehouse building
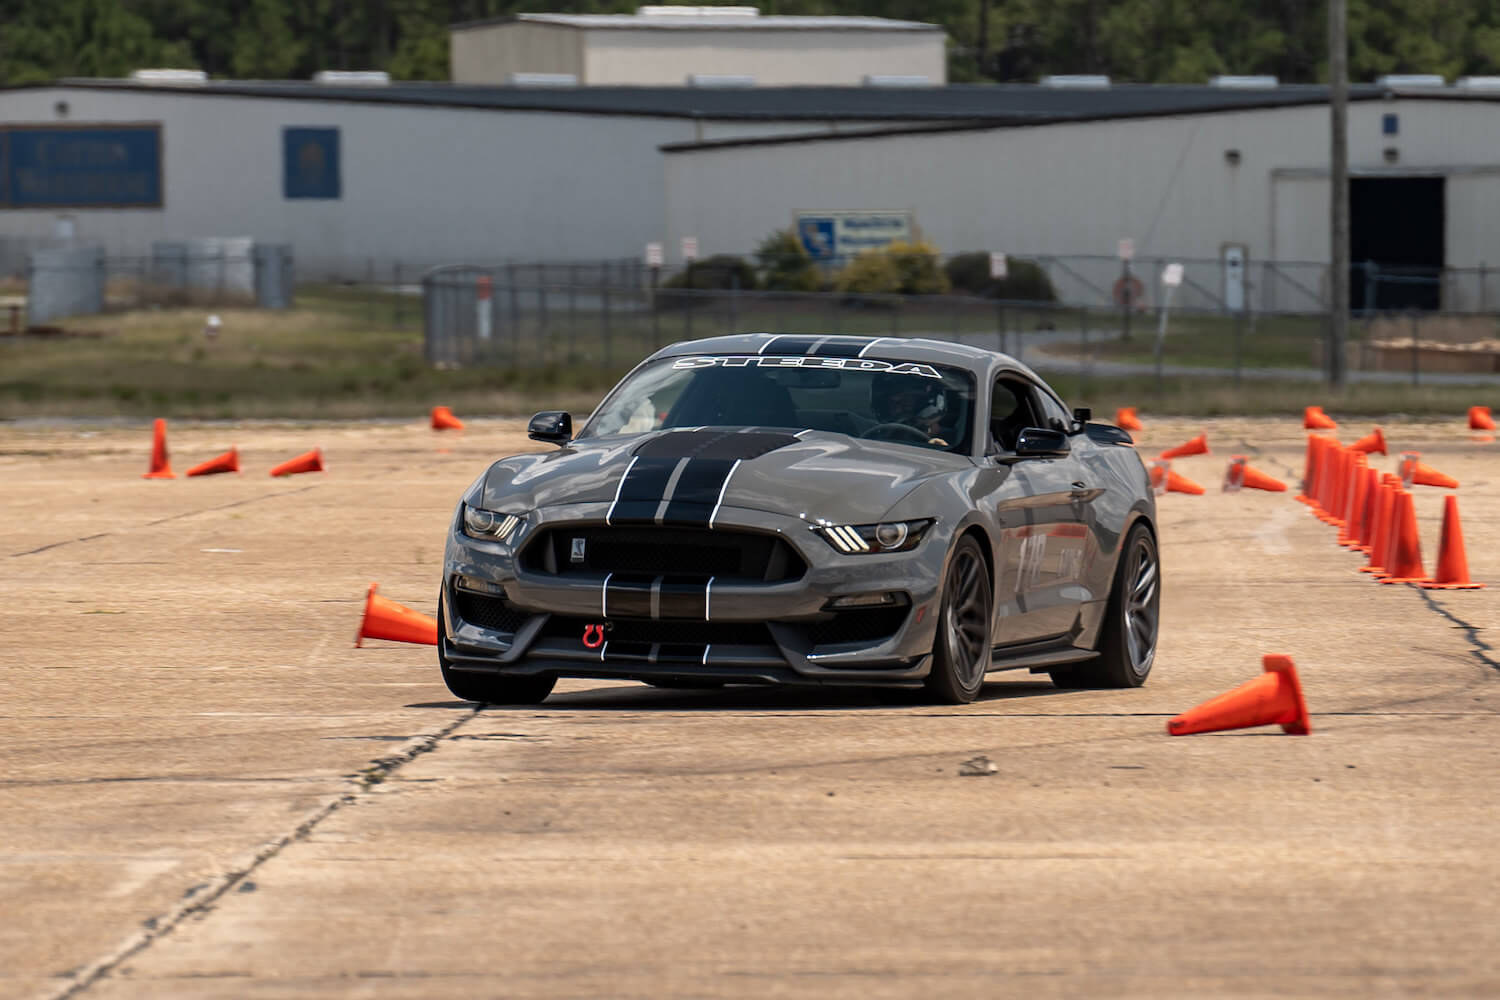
[2,74,1499,311]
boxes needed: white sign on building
[794,211,915,260]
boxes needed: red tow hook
[582,624,606,649]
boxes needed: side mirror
[527,411,572,445]
[1072,406,1092,424]
[1015,426,1070,457]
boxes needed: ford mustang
[440,333,1158,704]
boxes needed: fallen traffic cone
[431,405,465,431]
[1158,433,1209,461]
[1167,653,1311,736]
[1224,456,1287,492]
[186,447,240,477]
[354,583,439,647]
[1421,496,1484,590]
[1399,453,1459,490]
[1150,460,1205,496]
[142,418,175,479]
[1468,405,1495,431]
[1350,426,1387,456]
[269,448,324,477]
[1379,491,1427,584]
[1115,406,1144,432]
[1304,406,1338,430]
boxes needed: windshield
[581,355,977,454]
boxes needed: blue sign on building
[1,125,162,208]
[283,127,341,200]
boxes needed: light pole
[1328,0,1350,388]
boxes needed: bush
[754,229,823,292]
[944,252,1057,302]
[663,254,757,291]
[885,240,950,295]
[833,251,903,296]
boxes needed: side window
[988,375,1041,452]
[1034,391,1073,432]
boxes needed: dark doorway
[1349,176,1445,311]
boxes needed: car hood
[480,429,969,525]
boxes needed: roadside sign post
[1118,237,1136,342]
[645,242,664,347]
[476,274,493,343]
[1155,262,1185,397]
[989,251,1008,281]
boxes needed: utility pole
[1328,0,1350,388]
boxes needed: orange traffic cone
[1304,406,1338,430]
[269,448,324,477]
[1400,454,1459,490]
[1115,407,1144,432]
[1150,460,1205,496]
[1350,426,1387,456]
[1379,491,1427,584]
[431,405,465,432]
[354,583,439,647]
[142,418,175,479]
[186,447,240,477]
[1296,435,1317,505]
[1224,456,1287,492]
[1353,466,1381,552]
[1360,475,1400,575]
[1421,496,1484,590]
[1468,406,1495,431]
[1337,454,1369,546]
[1158,433,1209,461]
[1167,654,1311,736]
[1316,445,1350,525]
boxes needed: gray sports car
[440,333,1158,705]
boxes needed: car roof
[647,333,1047,383]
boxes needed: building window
[283,127,341,199]
[1382,113,1399,136]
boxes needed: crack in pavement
[1411,586,1500,674]
[9,486,319,558]
[42,705,483,1000]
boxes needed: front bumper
[441,500,946,686]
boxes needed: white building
[450,8,947,87]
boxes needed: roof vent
[638,5,759,15]
[862,74,932,87]
[1376,74,1446,88]
[1210,75,1279,89]
[312,70,390,85]
[128,68,207,84]
[1039,75,1110,89]
[506,73,580,87]
[1455,76,1500,91]
[686,74,756,88]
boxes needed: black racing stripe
[604,574,655,618]
[659,579,712,619]
[811,337,877,358]
[662,458,737,525]
[767,335,822,355]
[634,429,798,461]
[608,456,679,523]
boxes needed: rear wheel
[922,534,993,704]
[1050,521,1159,689]
[437,593,556,704]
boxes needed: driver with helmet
[870,374,952,447]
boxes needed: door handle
[1069,482,1099,500]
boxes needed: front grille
[453,589,530,634]
[543,615,772,647]
[522,526,805,582]
[805,606,910,647]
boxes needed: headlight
[462,504,525,542]
[816,518,933,554]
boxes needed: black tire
[923,534,993,704]
[1050,521,1159,689]
[437,593,556,704]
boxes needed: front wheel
[1051,521,1159,689]
[437,593,556,704]
[923,534,993,704]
